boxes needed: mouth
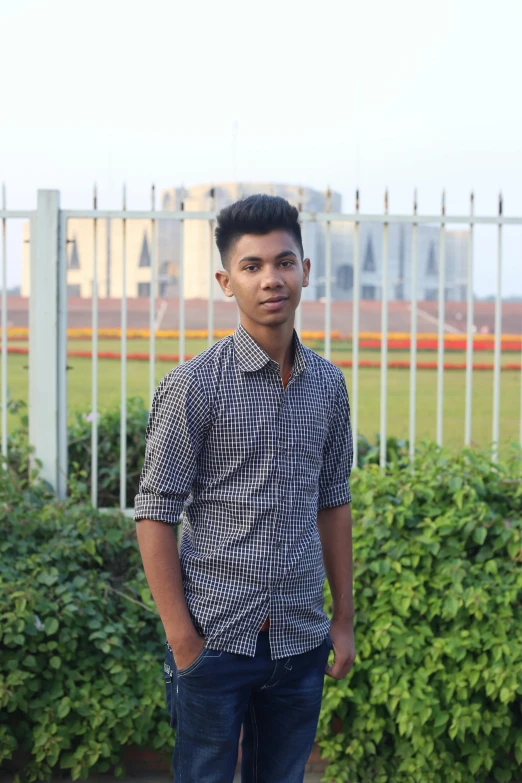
[260,296,289,310]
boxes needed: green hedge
[5,397,407,508]
[0,469,169,780]
[320,445,522,782]
[1,438,521,782]
[6,399,149,508]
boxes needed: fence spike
[93,183,97,210]
[384,188,389,214]
[441,189,446,216]
[413,188,418,216]
[499,191,503,216]
[151,183,155,211]
[355,188,360,213]
[122,184,127,211]
[1,182,5,209]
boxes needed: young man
[135,194,355,783]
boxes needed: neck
[240,316,295,374]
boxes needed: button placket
[277,386,292,560]
[269,370,284,607]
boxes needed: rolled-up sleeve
[318,372,353,509]
[134,368,210,524]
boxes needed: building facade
[21,218,156,300]
[324,222,469,303]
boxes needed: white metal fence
[1,188,521,510]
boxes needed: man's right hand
[169,631,206,671]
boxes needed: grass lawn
[3,336,520,457]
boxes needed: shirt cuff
[134,493,184,524]
[318,482,351,510]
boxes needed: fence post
[29,190,68,498]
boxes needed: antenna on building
[93,183,97,210]
[151,183,155,211]
[384,188,389,214]
[355,188,360,214]
[413,188,418,216]
[441,189,446,217]
[325,187,332,212]
[298,186,304,213]
[498,191,503,216]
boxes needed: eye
[280,259,295,267]
[244,264,259,272]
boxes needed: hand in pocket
[170,632,206,671]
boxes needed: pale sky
[1,0,522,296]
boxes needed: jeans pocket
[323,633,333,667]
[177,647,208,677]
[164,645,177,729]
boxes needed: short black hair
[215,194,304,267]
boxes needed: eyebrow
[238,250,298,264]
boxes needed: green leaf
[449,477,463,493]
[499,687,512,703]
[57,701,71,718]
[38,570,59,586]
[468,754,482,775]
[433,711,449,727]
[402,489,414,506]
[44,617,59,635]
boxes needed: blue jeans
[163,631,332,783]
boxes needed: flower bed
[2,327,521,351]
[2,345,520,370]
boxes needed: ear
[215,269,234,298]
[302,258,311,288]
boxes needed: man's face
[216,230,310,329]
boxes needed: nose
[260,266,284,289]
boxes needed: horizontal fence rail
[0,187,521,507]
[60,209,522,225]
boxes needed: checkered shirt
[134,324,353,660]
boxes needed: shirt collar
[233,323,307,378]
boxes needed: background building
[21,217,155,300]
[21,182,468,302]
[325,222,469,303]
